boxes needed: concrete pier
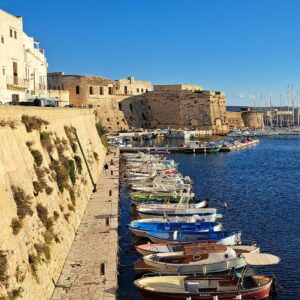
[51,149,119,300]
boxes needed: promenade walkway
[52,149,119,300]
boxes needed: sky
[1,0,300,106]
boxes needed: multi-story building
[0,9,47,104]
[47,72,151,107]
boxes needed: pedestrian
[104,163,109,174]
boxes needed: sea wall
[0,107,106,299]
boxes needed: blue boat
[128,221,223,237]
[146,229,241,245]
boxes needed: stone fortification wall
[91,95,150,130]
[0,107,106,299]
[242,111,264,129]
[227,111,245,128]
[227,111,264,129]
[144,90,228,134]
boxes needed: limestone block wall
[143,90,229,133]
[242,111,264,129]
[0,107,106,299]
[227,111,245,128]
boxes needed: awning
[243,253,280,265]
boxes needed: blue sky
[1,0,300,105]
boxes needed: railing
[6,76,30,88]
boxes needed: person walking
[104,163,109,174]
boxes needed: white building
[0,9,47,104]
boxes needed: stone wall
[0,107,106,299]
[143,90,228,134]
[242,111,264,129]
[227,111,264,129]
[227,111,245,128]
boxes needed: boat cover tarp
[243,253,280,265]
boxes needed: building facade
[47,72,152,107]
[0,9,47,104]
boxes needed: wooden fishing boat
[128,221,222,237]
[134,254,280,299]
[141,245,269,275]
[146,229,241,245]
[135,241,259,256]
[134,274,274,300]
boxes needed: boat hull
[138,285,272,300]
[142,256,247,274]
[136,277,272,300]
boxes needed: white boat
[141,243,263,274]
[164,130,191,139]
[131,182,192,193]
[136,194,217,221]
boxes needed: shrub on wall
[21,115,49,132]
[11,185,33,220]
[95,122,108,147]
[11,218,22,235]
[29,149,43,167]
[74,155,82,175]
[64,126,78,153]
[69,160,76,185]
[40,132,53,154]
[0,250,8,284]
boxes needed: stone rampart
[0,106,106,299]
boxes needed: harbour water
[118,136,300,300]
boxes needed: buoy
[223,202,228,208]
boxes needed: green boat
[129,192,183,203]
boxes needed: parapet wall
[0,107,106,299]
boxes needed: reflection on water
[118,136,300,300]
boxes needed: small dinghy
[141,244,265,274]
[128,221,222,237]
[146,229,241,245]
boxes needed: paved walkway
[52,149,119,300]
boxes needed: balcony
[6,76,30,91]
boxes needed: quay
[51,149,119,300]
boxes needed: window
[2,68,5,76]
[90,86,93,95]
[1,35,4,43]
[14,31,17,39]
[10,29,13,38]
[12,94,19,102]
[141,88,144,93]
[124,86,128,94]
[137,88,139,93]
[146,89,148,92]
[13,62,18,84]
[99,86,103,95]
[108,87,112,95]
[76,85,80,94]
